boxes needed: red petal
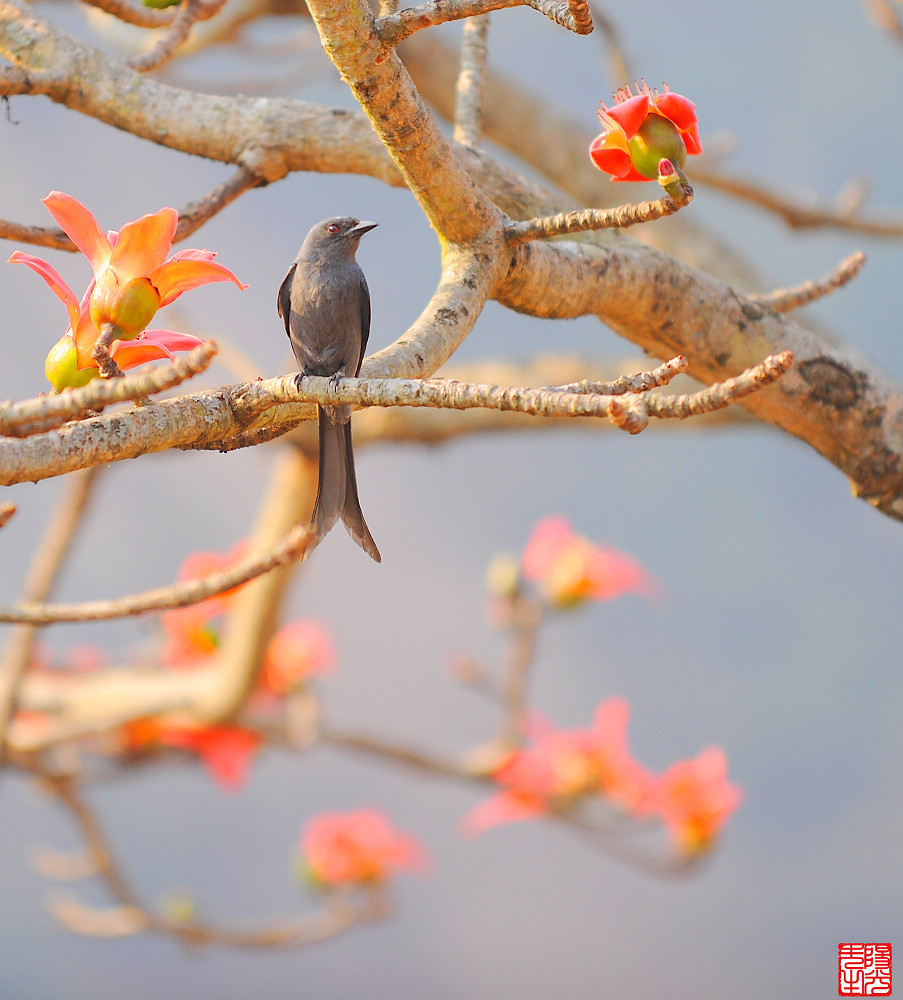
[111,329,206,369]
[110,208,178,282]
[605,93,650,140]
[653,91,698,132]
[42,192,112,276]
[460,792,544,835]
[168,248,217,263]
[151,258,248,307]
[589,137,646,182]
[8,251,81,332]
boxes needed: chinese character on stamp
[839,943,892,996]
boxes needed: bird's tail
[311,404,381,562]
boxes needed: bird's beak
[351,221,378,236]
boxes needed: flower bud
[44,335,96,391]
[627,115,687,180]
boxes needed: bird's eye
[327,223,340,234]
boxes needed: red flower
[521,516,654,608]
[462,698,655,834]
[122,719,261,791]
[589,81,701,182]
[9,191,246,389]
[302,809,427,888]
[654,747,742,854]
[260,620,336,695]
[160,542,250,668]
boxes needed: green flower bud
[45,336,97,391]
[626,115,688,180]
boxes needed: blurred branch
[862,0,903,44]
[453,14,490,148]
[747,252,867,314]
[82,0,176,28]
[34,763,385,948]
[0,468,99,757]
[690,164,903,238]
[128,0,227,73]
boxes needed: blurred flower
[160,542,250,668]
[122,719,261,791]
[9,191,246,389]
[521,516,654,608]
[462,698,654,834]
[260,620,336,695]
[589,82,701,182]
[301,809,427,888]
[654,747,742,854]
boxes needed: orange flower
[9,191,246,388]
[589,81,701,183]
[122,718,261,791]
[302,809,427,888]
[462,699,654,834]
[260,620,336,695]
[40,191,246,336]
[160,542,249,668]
[9,251,209,390]
[654,747,742,854]
[521,516,654,608]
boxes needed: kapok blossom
[9,191,246,389]
[302,809,427,888]
[521,516,654,608]
[654,747,742,854]
[10,257,208,390]
[260,620,336,695]
[160,542,250,667]
[122,719,261,791]
[589,81,701,183]
[462,698,655,834]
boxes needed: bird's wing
[356,271,371,376]
[277,263,297,337]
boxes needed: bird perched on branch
[278,217,381,562]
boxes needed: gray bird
[278,217,381,562]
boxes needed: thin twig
[129,0,228,74]
[498,595,543,746]
[641,351,794,423]
[691,164,903,238]
[746,252,866,314]
[0,524,315,624]
[174,167,264,242]
[0,173,260,252]
[505,193,692,245]
[81,0,177,29]
[547,356,689,395]
[0,469,100,756]
[293,353,787,427]
[376,0,522,47]
[35,765,383,948]
[0,342,217,438]
[453,15,490,148]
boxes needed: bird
[278,216,381,563]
